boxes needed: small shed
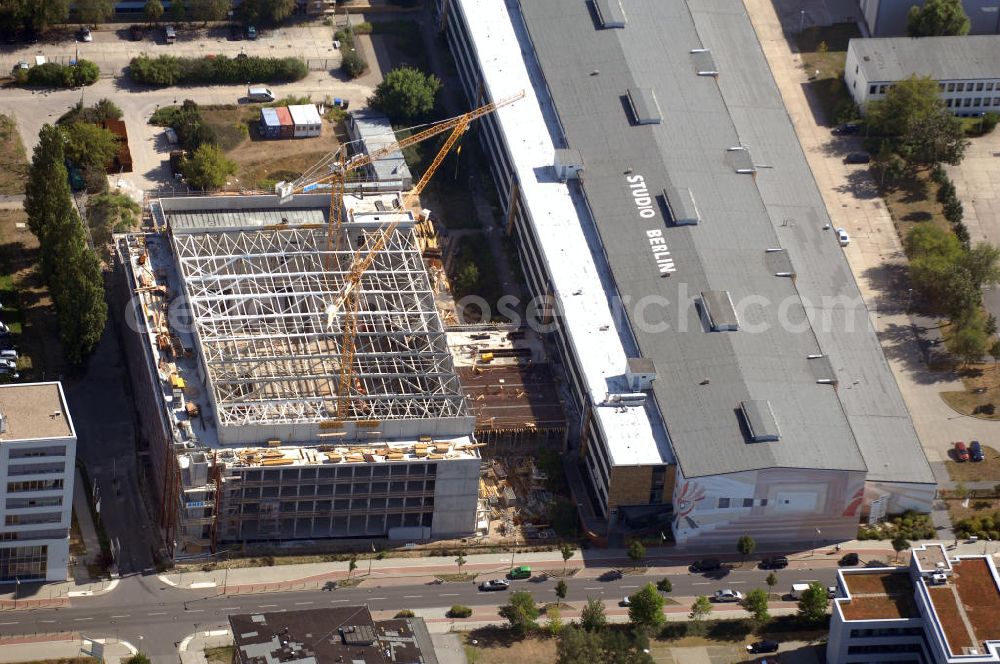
[274,106,293,139]
[288,104,322,138]
[259,107,281,139]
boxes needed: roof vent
[808,354,837,385]
[726,146,756,174]
[764,248,795,277]
[663,186,700,225]
[554,149,584,181]
[690,48,718,76]
[701,290,739,331]
[594,0,627,28]
[626,88,662,125]
[626,357,656,391]
[0,411,5,435]
[740,400,780,442]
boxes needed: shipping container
[259,107,281,139]
[275,106,294,139]
[288,104,322,138]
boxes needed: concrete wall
[672,466,866,547]
[430,456,480,537]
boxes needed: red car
[954,441,970,462]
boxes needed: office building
[858,0,1000,37]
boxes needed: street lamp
[812,528,822,555]
[799,10,807,33]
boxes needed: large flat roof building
[845,36,1000,113]
[438,0,934,546]
[116,193,480,554]
[0,383,76,583]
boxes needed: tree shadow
[832,167,881,199]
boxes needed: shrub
[394,609,415,618]
[353,21,373,34]
[983,112,1000,134]
[341,49,368,79]
[130,54,308,86]
[656,577,672,593]
[936,179,956,204]
[930,163,948,184]
[18,60,101,88]
[446,604,472,618]
[943,197,964,224]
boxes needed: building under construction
[115,192,480,555]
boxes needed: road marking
[622,585,639,589]
[330,599,348,603]
[441,593,459,597]
[74,618,93,622]
[220,607,241,611]
[147,612,167,616]
[294,601,313,606]
[187,609,205,613]
[403,595,422,599]
[584,587,601,590]
[692,582,710,585]
[111,615,131,618]
[258,604,278,608]
[0,622,19,625]
[728,581,746,585]
[370,597,387,601]
[40,620,56,624]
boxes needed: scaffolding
[169,200,467,427]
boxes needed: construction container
[288,104,322,137]
[275,106,294,139]
[259,107,281,139]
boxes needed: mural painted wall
[672,466,867,546]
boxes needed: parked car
[690,558,722,573]
[827,585,838,598]
[246,25,258,40]
[970,440,985,462]
[229,23,243,40]
[836,228,850,246]
[508,565,532,580]
[1,350,18,361]
[619,596,632,607]
[714,589,743,602]
[129,24,144,41]
[79,27,92,42]
[844,151,871,164]
[839,552,860,566]
[247,86,275,102]
[478,578,510,591]
[164,25,176,43]
[11,61,29,75]
[832,123,861,135]
[955,441,970,462]
[759,556,789,570]
[747,640,780,654]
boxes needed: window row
[7,462,66,477]
[941,81,996,93]
[945,97,1000,108]
[5,512,62,526]
[239,463,437,483]
[5,497,63,509]
[8,446,66,459]
[6,479,63,493]
[238,479,435,499]
[0,544,47,582]
[242,496,434,513]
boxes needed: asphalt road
[4,566,839,662]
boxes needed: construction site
[111,94,571,556]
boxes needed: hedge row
[14,60,100,88]
[129,54,308,87]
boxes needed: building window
[878,84,887,94]
[0,545,47,582]
[977,82,985,91]
[760,499,768,507]
[6,480,63,493]
[987,82,995,91]
[939,83,945,91]
[717,497,730,509]
[975,98,983,107]
[995,97,1000,106]
[957,82,965,92]
[869,84,877,95]
[743,498,754,508]
[946,99,954,107]
[965,98,972,107]
[948,82,956,92]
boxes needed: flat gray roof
[850,35,1000,83]
[520,0,933,483]
[0,382,74,441]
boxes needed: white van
[248,87,275,102]
[164,25,176,43]
[790,583,812,600]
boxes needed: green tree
[125,655,151,664]
[944,197,964,224]
[144,0,164,24]
[901,108,969,167]
[341,49,368,79]
[867,75,941,136]
[989,339,1000,368]
[737,534,755,563]
[907,0,970,36]
[627,540,646,568]
[601,630,655,664]
[765,571,778,599]
[952,318,988,366]
[905,223,965,303]
[190,0,230,24]
[874,141,906,186]
[797,581,829,623]
[560,543,574,574]
[169,0,185,23]
[961,243,1000,290]
[547,604,563,636]
[455,552,466,573]
[348,556,357,580]
[181,143,237,190]
[63,122,119,171]
[580,597,606,632]
[264,0,296,22]
[656,577,672,593]
[15,0,71,32]
[741,587,770,627]
[556,627,603,664]
[892,536,911,562]
[25,126,68,259]
[454,260,479,296]
[499,590,539,636]
[76,0,114,25]
[627,583,665,630]
[555,579,568,606]
[689,595,712,622]
[369,66,443,123]
[944,267,981,323]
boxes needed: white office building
[845,36,1000,115]
[0,383,76,583]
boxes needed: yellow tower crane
[276,91,524,421]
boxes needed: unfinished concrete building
[115,193,480,555]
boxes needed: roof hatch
[740,400,780,442]
[690,48,718,76]
[626,88,662,125]
[594,0,627,28]
[663,186,700,225]
[701,290,739,331]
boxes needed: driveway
[742,0,1000,484]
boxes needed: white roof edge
[457,0,664,466]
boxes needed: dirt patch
[883,171,951,241]
[0,208,65,379]
[204,646,233,664]
[943,442,1000,480]
[797,23,862,124]
[0,113,29,195]
[462,630,556,664]
[947,497,1000,524]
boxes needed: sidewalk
[157,540,996,593]
[0,633,136,663]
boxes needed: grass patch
[436,572,477,582]
[947,498,1000,529]
[0,113,29,195]
[796,23,862,124]
[204,646,233,664]
[941,362,1000,420]
[945,442,1000,480]
[883,171,950,239]
[200,106,255,152]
